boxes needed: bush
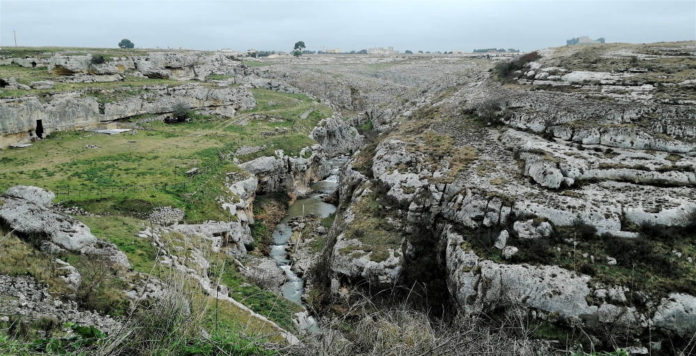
[493,51,541,81]
[166,102,191,123]
[91,54,106,65]
[472,98,506,126]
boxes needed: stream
[269,157,345,305]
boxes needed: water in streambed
[269,158,344,305]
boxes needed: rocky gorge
[0,42,694,355]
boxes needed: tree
[118,39,134,49]
[405,50,413,54]
[293,41,306,57]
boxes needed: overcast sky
[1,0,694,52]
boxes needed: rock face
[444,227,645,328]
[309,115,364,156]
[652,293,696,338]
[0,85,256,142]
[46,52,244,81]
[295,42,696,349]
[239,148,324,196]
[0,186,129,267]
[0,50,256,148]
[0,275,121,334]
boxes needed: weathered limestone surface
[0,186,130,267]
[310,115,364,156]
[0,85,256,138]
[239,148,324,196]
[294,43,696,344]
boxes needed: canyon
[0,42,694,355]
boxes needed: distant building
[367,47,398,55]
[566,36,606,46]
[324,48,342,54]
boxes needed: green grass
[208,256,304,332]
[0,89,331,223]
[0,232,72,297]
[243,60,274,68]
[78,216,157,273]
[205,74,234,81]
[340,190,402,262]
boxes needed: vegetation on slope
[0,89,330,223]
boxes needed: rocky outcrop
[444,227,646,328]
[101,84,256,121]
[239,147,324,196]
[309,43,696,351]
[0,186,129,267]
[309,115,364,156]
[241,256,287,292]
[652,293,696,338]
[0,84,256,142]
[169,221,253,256]
[241,76,301,94]
[0,275,121,334]
[46,52,243,81]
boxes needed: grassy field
[0,85,330,347]
[0,88,330,223]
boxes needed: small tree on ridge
[118,39,135,49]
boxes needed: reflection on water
[268,157,345,305]
[287,196,336,220]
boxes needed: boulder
[494,230,509,249]
[310,115,364,156]
[652,293,696,337]
[30,80,55,89]
[0,186,129,267]
[241,257,286,291]
[513,219,553,240]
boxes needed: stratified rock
[239,150,324,196]
[310,115,364,156]
[0,186,129,267]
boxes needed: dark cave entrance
[36,120,44,139]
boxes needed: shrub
[166,102,191,123]
[472,98,506,126]
[91,54,106,65]
[493,51,541,81]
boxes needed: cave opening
[36,120,44,139]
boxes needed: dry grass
[286,296,544,356]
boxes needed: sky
[1,0,694,52]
